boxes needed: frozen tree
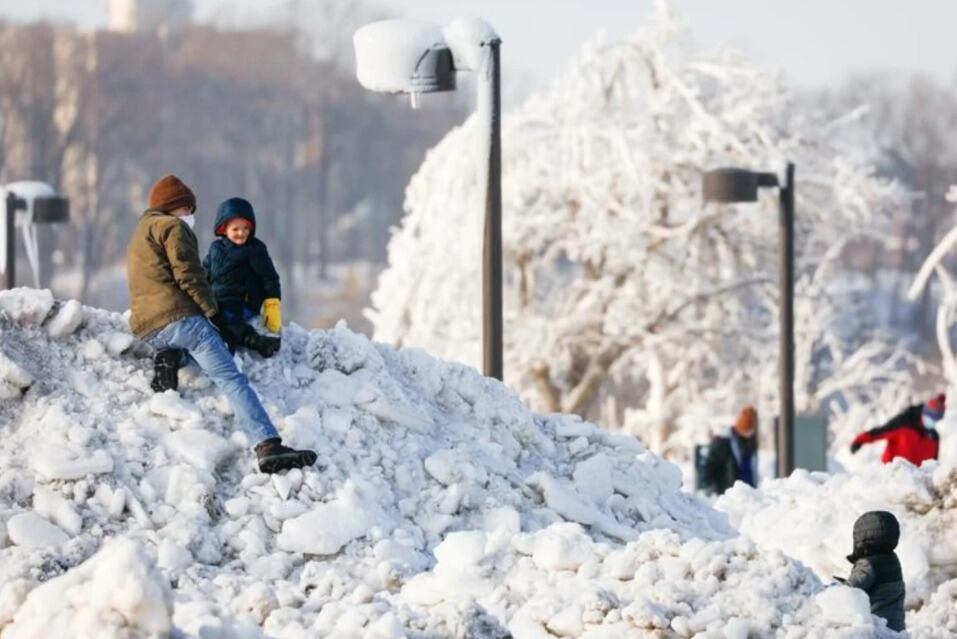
[909,186,957,386]
[369,6,924,456]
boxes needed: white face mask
[180,214,196,229]
[924,415,938,430]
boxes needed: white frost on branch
[909,186,957,388]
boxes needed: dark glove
[850,441,862,454]
[209,312,228,332]
[209,313,240,353]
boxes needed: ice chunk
[277,483,379,555]
[32,445,113,481]
[434,531,487,567]
[0,349,32,399]
[6,512,69,548]
[102,330,135,356]
[149,391,203,424]
[164,430,233,472]
[530,522,596,571]
[33,486,82,535]
[272,468,302,501]
[814,585,873,627]
[157,539,193,574]
[574,453,614,504]
[45,299,83,338]
[527,472,637,541]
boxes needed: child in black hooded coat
[842,510,906,632]
[202,197,282,358]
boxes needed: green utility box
[794,414,828,472]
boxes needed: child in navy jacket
[202,197,282,357]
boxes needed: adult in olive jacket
[127,177,218,338]
[126,174,316,474]
[844,511,906,632]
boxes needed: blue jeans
[145,315,279,446]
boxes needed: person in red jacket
[850,394,943,466]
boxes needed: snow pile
[0,287,905,636]
[0,538,172,638]
[908,578,957,638]
[717,461,957,625]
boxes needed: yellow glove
[262,298,282,333]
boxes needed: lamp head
[702,168,778,204]
[354,20,456,95]
[2,181,69,224]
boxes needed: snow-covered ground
[717,462,957,636]
[0,287,952,637]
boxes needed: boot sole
[258,450,318,474]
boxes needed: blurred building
[108,0,193,33]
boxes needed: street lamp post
[0,181,70,290]
[353,18,504,381]
[702,162,796,478]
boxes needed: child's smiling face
[225,218,252,245]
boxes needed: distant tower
[108,0,193,33]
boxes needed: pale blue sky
[2,0,954,89]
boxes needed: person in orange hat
[126,174,316,474]
[850,394,942,466]
[701,405,759,495]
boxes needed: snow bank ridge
[0,288,900,637]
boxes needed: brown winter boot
[255,437,317,474]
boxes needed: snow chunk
[574,453,614,503]
[0,288,53,324]
[424,448,487,486]
[45,299,83,338]
[164,430,233,472]
[277,482,380,555]
[3,538,173,637]
[0,349,32,399]
[6,512,69,548]
[434,530,487,567]
[530,522,596,571]
[33,486,82,535]
[307,322,381,374]
[102,330,135,356]
[149,390,203,424]
[32,445,113,481]
[814,586,873,627]
[527,471,637,541]
[157,539,193,574]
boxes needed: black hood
[848,510,900,562]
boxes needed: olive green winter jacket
[126,209,218,338]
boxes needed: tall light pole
[702,163,796,478]
[353,18,504,381]
[1,181,70,290]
